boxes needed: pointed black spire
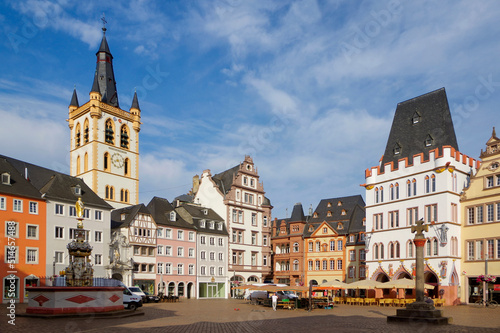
[92,23,119,107]
[70,87,79,107]
[131,91,140,110]
[290,203,305,222]
[91,71,100,93]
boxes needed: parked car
[123,287,143,310]
[144,292,160,303]
[128,286,147,302]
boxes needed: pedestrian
[272,292,278,311]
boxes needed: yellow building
[68,26,141,209]
[460,128,500,304]
[304,221,346,285]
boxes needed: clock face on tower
[111,153,124,168]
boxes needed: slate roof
[272,203,309,238]
[303,195,365,238]
[147,196,196,230]
[381,88,459,171]
[131,91,140,110]
[70,88,79,107]
[177,203,228,236]
[0,154,112,209]
[0,158,43,200]
[111,203,151,229]
[93,30,119,107]
[212,164,240,195]
[211,164,272,205]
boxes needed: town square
[1,0,500,331]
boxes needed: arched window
[380,243,384,259]
[275,262,280,271]
[105,185,114,200]
[84,153,88,172]
[426,239,431,256]
[121,189,125,202]
[431,174,436,192]
[124,158,130,176]
[412,179,417,196]
[433,238,438,256]
[395,242,400,258]
[390,184,394,200]
[380,186,384,203]
[316,242,321,252]
[75,123,81,147]
[374,244,379,260]
[375,187,379,203]
[407,180,411,197]
[76,155,81,174]
[293,242,299,252]
[407,240,414,258]
[84,119,89,143]
[105,119,114,144]
[395,183,399,199]
[425,175,430,193]
[389,243,394,259]
[120,125,129,149]
[104,152,110,171]
[293,260,299,271]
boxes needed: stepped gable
[380,88,459,172]
[0,154,111,209]
[304,195,365,237]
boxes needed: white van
[128,286,146,302]
[123,287,143,310]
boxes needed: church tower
[68,24,141,208]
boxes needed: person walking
[272,292,278,311]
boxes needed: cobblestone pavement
[3,299,500,333]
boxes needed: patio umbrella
[381,278,434,290]
[346,279,386,290]
[281,285,310,292]
[317,280,348,289]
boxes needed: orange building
[304,196,365,286]
[271,203,309,285]
[1,157,46,303]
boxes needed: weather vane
[101,13,107,32]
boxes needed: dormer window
[393,143,401,155]
[209,221,214,229]
[327,211,332,217]
[200,220,205,228]
[217,222,222,230]
[425,134,433,147]
[412,111,421,124]
[337,222,343,230]
[309,225,314,232]
[313,212,318,218]
[121,213,127,221]
[362,218,366,226]
[323,227,327,234]
[327,202,332,207]
[341,209,346,216]
[1,173,11,185]
[203,209,208,215]
[337,201,342,206]
[170,211,176,222]
[73,185,82,196]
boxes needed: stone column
[414,238,426,303]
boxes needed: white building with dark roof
[363,88,478,305]
[1,154,113,279]
[193,155,272,289]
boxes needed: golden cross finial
[411,219,428,238]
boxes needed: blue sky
[1,0,500,218]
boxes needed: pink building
[148,197,197,298]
